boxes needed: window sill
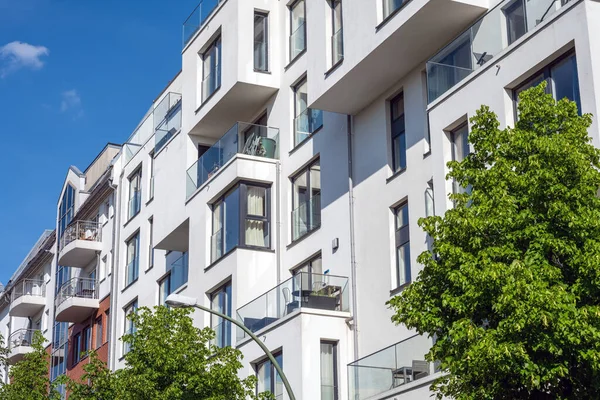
[390,282,411,296]
[205,245,275,272]
[285,49,307,71]
[324,58,344,78]
[195,86,222,114]
[254,68,271,74]
[376,0,413,32]
[386,167,407,184]
[145,265,153,274]
[175,285,188,295]
[123,212,140,228]
[289,125,323,156]
[121,278,139,293]
[423,149,431,159]
[146,197,154,206]
[287,226,321,250]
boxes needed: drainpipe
[108,173,122,372]
[347,115,359,366]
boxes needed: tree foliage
[389,83,600,399]
[68,306,269,400]
[0,331,62,400]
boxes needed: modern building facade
[2,0,600,399]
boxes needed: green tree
[68,306,270,400]
[0,331,62,400]
[388,83,600,399]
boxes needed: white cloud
[60,89,81,112]
[0,41,49,78]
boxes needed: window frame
[125,232,140,287]
[128,168,142,220]
[210,281,233,348]
[95,316,103,349]
[123,299,138,355]
[148,217,154,270]
[73,333,82,364]
[291,158,321,241]
[254,11,269,72]
[330,0,343,66]
[320,340,339,400]
[293,78,324,147]
[289,0,306,62]
[394,201,411,288]
[255,351,284,398]
[390,92,406,173]
[201,36,222,103]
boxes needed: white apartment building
[2,0,600,399]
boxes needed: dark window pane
[506,0,526,45]
[551,54,581,113]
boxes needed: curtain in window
[246,187,266,246]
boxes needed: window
[82,325,91,357]
[211,281,232,348]
[254,12,269,71]
[256,352,283,399]
[107,251,113,276]
[125,232,140,286]
[106,310,111,346]
[320,341,338,400]
[149,153,155,200]
[292,159,321,241]
[43,310,49,331]
[159,251,189,305]
[330,1,343,65]
[58,185,75,238]
[514,52,581,114]
[95,317,103,349]
[202,36,221,102]
[394,202,411,287]
[293,255,323,292]
[451,122,470,195]
[212,183,271,262]
[383,0,406,20]
[390,93,406,173]
[73,333,82,363]
[504,0,526,45]
[128,169,142,219]
[105,198,111,220]
[294,79,323,146]
[148,217,154,270]
[100,255,107,281]
[289,0,306,60]
[123,300,138,354]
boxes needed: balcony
[8,329,39,364]
[58,220,102,268]
[427,0,570,103]
[54,278,99,323]
[183,0,222,48]
[9,279,46,317]
[186,122,279,198]
[123,92,182,164]
[348,335,435,400]
[236,272,349,340]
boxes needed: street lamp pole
[165,294,296,400]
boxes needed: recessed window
[293,254,323,291]
[504,0,526,45]
[320,341,339,400]
[293,79,323,146]
[330,1,343,66]
[73,333,81,364]
[256,351,283,398]
[450,122,470,195]
[128,169,142,220]
[125,232,140,286]
[149,152,155,200]
[148,217,154,270]
[394,202,411,287]
[210,281,232,348]
[123,300,138,355]
[514,52,581,115]
[212,183,271,263]
[95,317,103,349]
[383,0,406,20]
[291,159,321,241]
[289,0,306,61]
[254,12,269,71]
[202,36,222,102]
[159,251,188,305]
[58,185,75,238]
[390,93,406,173]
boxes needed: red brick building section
[66,294,111,384]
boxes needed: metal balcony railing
[348,335,435,400]
[55,277,98,309]
[426,0,571,103]
[186,122,280,198]
[59,220,101,252]
[11,279,45,302]
[236,272,349,341]
[8,329,39,350]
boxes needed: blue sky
[0,0,198,284]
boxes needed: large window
[212,183,271,263]
[254,12,269,72]
[292,159,321,241]
[159,251,189,305]
[451,122,470,195]
[58,185,75,238]
[514,52,581,114]
[383,0,407,20]
[394,202,411,287]
[390,93,406,173]
[123,299,138,355]
[330,0,343,66]
[128,169,142,220]
[294,79,323,146]
[256,352,283,399]
[125,233,140,287]
[289,0,306,61]
[320,341,339,400]
[211,281,232,348]
[202,36,221,102]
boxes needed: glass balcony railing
[183,0,222,48]
[332,29,344,65]
[292,193,321,241]
[348,335,435,400]
[294,108,323,146]
[128,191,141,220]
[427,0,570,103]
[9,329,40,350]
[186,122,280,198]
[201,69,221,103]
[11,279,46,302]
[236,272,349,341]
[290,22,306,60]
[55,277,98,309]
[211,229,223,263]
[254,41,268,72]
[59,220,102,252]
